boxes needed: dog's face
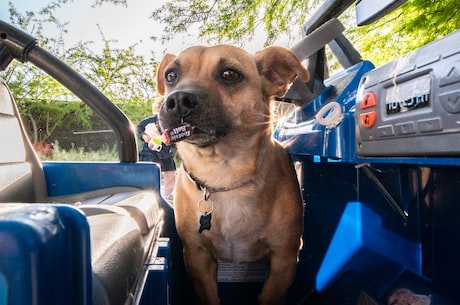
[156,45,309,147]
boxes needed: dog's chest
[205,196,268,262]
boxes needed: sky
[0,0,278,60]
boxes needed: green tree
[349,0,460,66]
[65,29,157,123]
[149,0,460,66]
[2,0,91,143]
[1,0,157,144]
[151,0,321,46]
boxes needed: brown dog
[156,45,309,305]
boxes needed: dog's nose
[165,91,199,117]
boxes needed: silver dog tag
[198,188,213,233]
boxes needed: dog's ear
[156,53,177,96]
[254,46,310,98]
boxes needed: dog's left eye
[221,69,240,82]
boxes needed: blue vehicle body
[1,0,460,304]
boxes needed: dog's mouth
[163,122,195,145]
[162,122,227,147]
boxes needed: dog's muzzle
[160,89,232,146]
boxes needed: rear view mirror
[355,0,407,25]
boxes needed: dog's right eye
[165,71,178,85]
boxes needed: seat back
[0,78,167,305]
[0,78,47,202]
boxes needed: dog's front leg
[258,254,298,305]
[183,246,220,305]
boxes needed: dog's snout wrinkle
[165,91,199,117]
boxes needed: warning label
[217,260,267,283]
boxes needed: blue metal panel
[316,202,422,296]
[139,239,171,305]
[0,204,92,305]
[275,61,375,162]
[0,272,6,305]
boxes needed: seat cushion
[88,213,144,305]
[51,188,163,305]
